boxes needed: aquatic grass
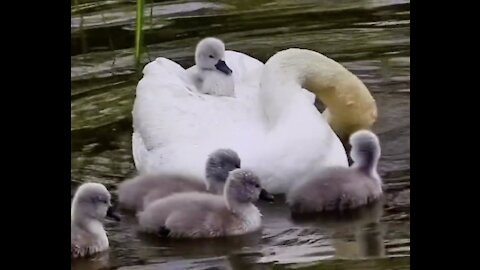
[135,0,145,68]
[72,0,87,54]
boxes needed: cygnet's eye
[96,196,108,204]
[254,184,260,188]
[209,55,214,58]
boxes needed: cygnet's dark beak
[106,206,121,221]
[259,188,274,202]
[215,60,232,75]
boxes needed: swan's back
[132,51,266,177]
[118,174,206,212]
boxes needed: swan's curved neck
[260,48,377,140]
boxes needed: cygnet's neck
[224,191,253,216]
[353,157,378,175]
[352,154,381,186]
[197,69,234,97]
[71,206,106,237]
[205,165,228,194]
[206,178,225,195]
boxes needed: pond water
[71,0,410,269]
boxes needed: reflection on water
[71,0,410,269]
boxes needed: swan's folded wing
[133,57,198,151]
[132,53,266,174]
[141,57,196,92]
[131,131,148,171]
[224,50,264,86]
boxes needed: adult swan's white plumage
[132,44,377,194]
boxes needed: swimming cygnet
[71,183,120,259]
[137,169,274,238]
[189,37,235,97]
[118,149,241,212]
[287,130,382,213]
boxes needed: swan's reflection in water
[71,252,110,270]
[73,198,392,270]
[291,199,385,260]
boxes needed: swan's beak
[215,60,232,75]
[259,188,275,202]
[106,206,121,221]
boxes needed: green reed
[135,0,145,67]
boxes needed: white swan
[132,44,377,194]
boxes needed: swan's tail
[132,131,148,172]
[349,130,381,175]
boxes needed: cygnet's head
[71,183,119,223]
[205,149,241,188]
[349,130,381,174]
[225,169,274,207]
[195,37,232,75]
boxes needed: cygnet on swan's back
[118,149,241,212]
[287,130,382,213]
[71,183,120,259]
[189,37,235,97]
[137,169,274,238]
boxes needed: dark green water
[71,0,410,269]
